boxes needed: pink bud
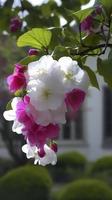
[28,49,39,56]
[10,17,22,32]
[51,143,58,152]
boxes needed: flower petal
[12,120,23,134]
[11,97,21,110]
[3,110,16,121]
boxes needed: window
[58,108,84,143]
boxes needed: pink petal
[65,89,86,112]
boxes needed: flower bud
[28,49,39,56]
[10,17,22,32]
[51,143,58,153]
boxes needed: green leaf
[108,49,112,61]
[4,0,14,8]
[6,100,12,110]
[97,57,112,88]
[83,34,102,46]
[72,8,94,22]
[15,89,27,97]
[80,0,90,4]
[50,28,63,49]
[19,55,38,66]
[17,28,52,49]
[84,66,99,89]
[53,46,69,60]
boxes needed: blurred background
[0,0,112,200]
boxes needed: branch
[74,16,112,56]
[70,43,112,56]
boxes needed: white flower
[27,79,64,112]
[58,56,89,92]
[22,143,57,166]
[27,55,61,81]
[27,80,64,111]
[3,97,24,134]
[27,55,65,111]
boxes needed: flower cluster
[3,55,89,166]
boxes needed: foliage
[88,156,112,185]
[48,151,87,182]
[17,28,52,49]
[0,165,52,200]
[72,7,94,22]
[90,156,112,172]
[54,179,112,200]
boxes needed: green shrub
[0,165,52,200]
[89,156,112,185]
[48,151,87,183]
[54,179,112,200]
[90,156,112,173]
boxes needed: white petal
[34,158,39,165]
[44,145,57,165]
[12,120,23,134]
[3,110,16,121]
[27,148,36,159]
[39,157,49,166]
[59,56,73,70]
[77,72,90,92]
[22,144,29,154]
[11,97,21,111]
[22,144,37,159]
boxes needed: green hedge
[90,156,112,173]
[89,156,112,185]
[48,151,87,183]
[0,165,52,200]
[54,179,112,200]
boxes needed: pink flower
[81,7,102,33]
[7,64,26,93]
[81,16,93,32]
[23,122,59,148]
[16,97,60,148]
[65,89,86,112]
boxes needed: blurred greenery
[1,154,112,200]
[48,151,87,183]
[0,165,52,200]
[53,179,112,200]
[88,155,112,185]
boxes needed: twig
[70,43,112,56]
